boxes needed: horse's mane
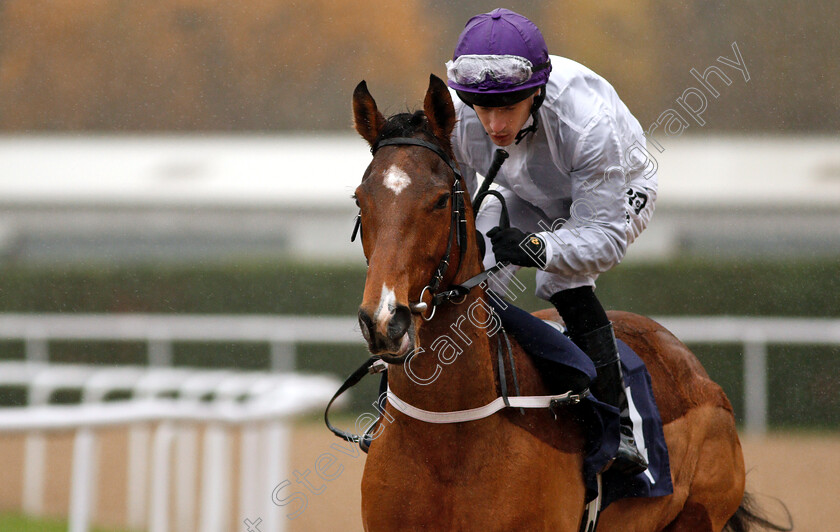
[374,110,453,156]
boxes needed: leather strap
[324,357,385,442]
[386,387,585,424]
[373,137,461,180]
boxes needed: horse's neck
[387,291,500,413]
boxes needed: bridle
[352,135,512,321]
[352,136,473,321]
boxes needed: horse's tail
[724,491,793,532]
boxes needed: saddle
[489,299,673,509]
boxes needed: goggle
[446,54,548,87]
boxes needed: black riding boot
[575,323,648,475]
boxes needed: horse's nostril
[387,305,412,341]
[358,309,375,343]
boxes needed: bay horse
[351,74,783,531]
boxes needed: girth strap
[497,332,510,407]
[501,327,523,413]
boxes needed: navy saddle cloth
[489,298,674,509]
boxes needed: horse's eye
[434,193,450,210]
[353,195,360,208]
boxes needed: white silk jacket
[450,55,658,281]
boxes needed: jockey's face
[473,92,536,147]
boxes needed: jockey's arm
[536,114,629,276]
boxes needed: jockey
[446,8,657,475]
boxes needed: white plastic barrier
[2,313,839,434]
[0,313,361,369]
[0,364,340,532]
[0,313,364,529]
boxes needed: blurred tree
[540,1,665,127]
[646,0,840,132]
[0,0,836,131]
[0,0,444,130]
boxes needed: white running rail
[0,361,339,532]
[0,313,361,369]
[1,313,838,434]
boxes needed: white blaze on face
[383,165,411,195]
[375,283,397,336]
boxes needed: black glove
[486,226,547,268]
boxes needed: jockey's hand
[486,226,547,268]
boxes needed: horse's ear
[423,74,456,145]
[353,81,386,147]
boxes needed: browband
[373,137,462,181]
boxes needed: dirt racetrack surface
[0,423,835,531]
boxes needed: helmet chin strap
[514,87,546,145]
[514,113,539,144]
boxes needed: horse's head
[352,75,480,363]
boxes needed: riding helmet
[447,8,551,108]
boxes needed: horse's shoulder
[607,310,734,424]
